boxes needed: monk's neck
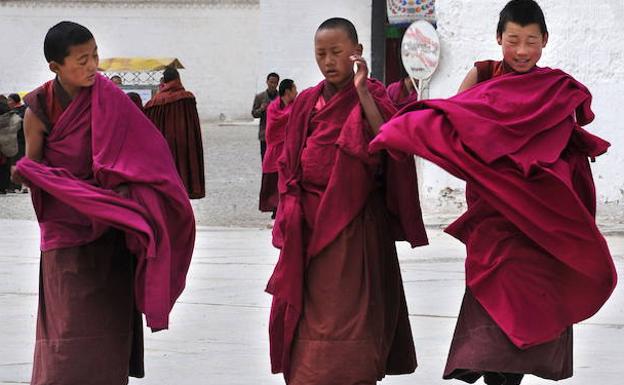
[56,77,81,100]
[330,73,354,91]
[324,74,354,101]
[501,60,536,74]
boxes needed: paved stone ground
[0,220,622,385]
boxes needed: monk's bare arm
[11,108,45,185]
[458,67,478,93]
[357,87,385,135]
[24,108,46,162]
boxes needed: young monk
[370,1,617,384]
[12,21,195,384]
[386,73,418,108]
[259,78,297,216]
[266,17,428,384]
[145,66,205,199]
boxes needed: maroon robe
[145,79,205,199]
[267,78,428,383]
[387,78,419,108]
[446,61,572,383]
[24,79,144,385]
[370,64,616,382]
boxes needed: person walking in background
[7,93,27,192]
[252,72,279,160]
[259,78,297,219]
[0,98,22,194]
[145,66,205,199]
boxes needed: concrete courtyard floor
[0,219,622,385]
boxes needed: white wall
[3,0,622,203]
[0,0,260,121]
[421,0,624,206]
[258,0,372,92]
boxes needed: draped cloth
[145,78,205,199]
[266,79,428,382]
[17,74,196,331]
[370,67,617,359]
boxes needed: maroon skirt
[289,193,416,385]
[31,230,144,385]
[443,289,573,383]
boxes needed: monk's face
[497,22,548,73]
[49,38,99,90]
[315,28,362,89]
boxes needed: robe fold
[259,98,292,212]
[266,78,428,383]
[370,67,616,377]
[17,74,196,331]
[145,78,205,199]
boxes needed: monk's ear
[355,43,363,56]
[49,61,60,75]
[496,34,502,46]
[542,32,549,47]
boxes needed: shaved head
[317,17,358,44]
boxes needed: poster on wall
[387,0,436,25]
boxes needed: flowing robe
[17,75,196,384]
[370,65,617,381]
[267,79,428,384]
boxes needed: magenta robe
[259,98,292,212]
[371,67,617,350]
[263,98,292,174]
[16,73,195,331]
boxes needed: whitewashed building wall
[0,0,260,121]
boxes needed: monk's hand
[10,166,25,186]
[351,54,369,93]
